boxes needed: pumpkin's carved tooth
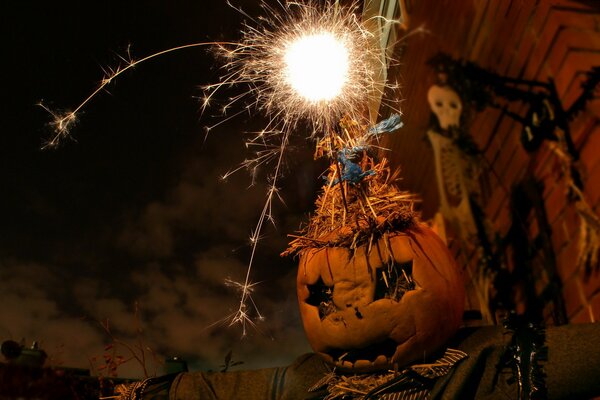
[318,352,334,365]
[373,355,388,368]
[353,359,372,370]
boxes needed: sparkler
[41,0,403,336]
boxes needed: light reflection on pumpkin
[297,223,464,372]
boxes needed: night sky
[2,0,325,376]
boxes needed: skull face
[427,84,463,130]
[297,223,464,372]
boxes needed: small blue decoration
[329,147,375,185]
[368,113,403,137]
[326,114,403,186]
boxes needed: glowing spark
[39,41,237,148]
[202,0,391,149]
[284,32,349,101]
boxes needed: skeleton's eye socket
[449,102,459,109]
[435,101,443,108]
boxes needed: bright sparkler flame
[205,0,383,144]
[40,1,404,337]
[284,32,349,102]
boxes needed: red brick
[552,0,600,10]
[552,28,600,87]
[507,27,537,78]
[528,215,540,239]
[569,306,592,324]
[561,204,580,239]
[508,1,551,77]
[535,158,561,197]
[544,25,600,81]
[582,269,600,302]
[529,1,553,33]
[543,304,555,325]
[495,202,512,237]
[550,212,571,251]
[548,222,564,250]
[557,237,580,281]
[524,12,563,79]
[501,141,530,186]
[497,1,538,74]
[570,112,597,150]
[540,172,558,200]
[544,180,569,224]
[524,8,596,80]
[562,275,584,318]
[589,98,600,120]
[479,1,515,68]
[496,138,521,181]
[463,2,489,59]
[468,0,502,62]
[580,124,600,172]
[484,186,507,220]
[555,51,600,96]
[475,109,505,157]
[588,291,600,322]
[464,279,482,313]
[561,72,588,111]
[585,161,600,207]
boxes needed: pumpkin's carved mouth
[329,338,398,363]
[305,261,415,320]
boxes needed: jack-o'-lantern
[296,222,464,372]
[283,119,464,372]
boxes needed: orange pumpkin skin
[297,223,464,372]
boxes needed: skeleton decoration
[428,84,463,131]
[427,83,497,323]
[427,84,478,243]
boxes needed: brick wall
[383,0,600,324]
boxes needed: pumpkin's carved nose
[332,279,373,310]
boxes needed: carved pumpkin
[296,222,464,372]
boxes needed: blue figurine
[368,113,403,137]
[327,114,403,186]
[329,147,375,185]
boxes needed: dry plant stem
[320,177,336,214]
[334,385,367,395]
[96,303,160,379]
[335,160,349,216]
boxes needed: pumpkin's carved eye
[305,261,416,321]
[305,277,336,320]
[374,261,415,301]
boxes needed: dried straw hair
[283,155,417,257]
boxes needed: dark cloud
[0,252,311,377]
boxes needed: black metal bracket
[426,53,599,167]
